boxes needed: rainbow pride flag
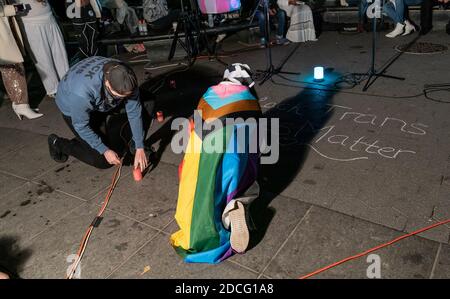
[170,83,261,264]
[197,0,241,14]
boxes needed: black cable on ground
[272,74,450,103]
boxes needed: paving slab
[432,244,450,279]
[0,128,43,160]
[228,193,312,274]
[263,206,440,279]
[35,159,121,201]
[0,182,84,244]
[0,171,28,200]
[0,133,57,180]
[19,203,159,279]
[90,161,179,230]
[108,233,257,279]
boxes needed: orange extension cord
[66,160,123,279]
[299,218,450,279]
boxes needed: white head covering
[223,63,255,88]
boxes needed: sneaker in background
[260,37,267,48]
[276,36,290,45]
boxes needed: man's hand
[134,148,148,172]
[288,0,298,5]
[104,149,121,165]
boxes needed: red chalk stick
[156,111,164,123]
[133,168,142,181]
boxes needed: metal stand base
[359,17,404,92]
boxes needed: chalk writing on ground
[263,99,429,162]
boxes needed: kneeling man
[49,56,151,171]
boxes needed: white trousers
[23,17,69,95]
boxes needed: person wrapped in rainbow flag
[170,63,262,264]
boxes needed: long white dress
[16,0,69,96]
[277,0,317,43]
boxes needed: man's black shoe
[48,134,68,163]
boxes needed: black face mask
[101,83,125,111]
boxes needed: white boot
[402,20,416,36]
[12,103,43,120]
[386,23,405,38]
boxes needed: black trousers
[420,0,435,33]
[149,9,180,31]
[59,101,154,169]
[73,7,99,59]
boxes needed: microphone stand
[254,0,301,86]
[357,0,404,91]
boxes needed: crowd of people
[0,0,449,277]
[342,0,450,38]
[1,0,449,121]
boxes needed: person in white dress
[15,0,69,98]
[277,0,317,43]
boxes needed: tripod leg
[361,14,405,92]
[377,73,405,80]
[362,73,375,92]
[168,25,180,61]
[278,70,301,76]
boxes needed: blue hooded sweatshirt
[56,56,144,154]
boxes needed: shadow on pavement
[248,70,342,250]
[142,65,223,169]
[0,235,33,279]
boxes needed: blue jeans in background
[255,9,287,39]
[383,0,423,24]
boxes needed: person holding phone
[0,0,43,120]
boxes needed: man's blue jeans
[255,9,287,38]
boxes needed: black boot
[48,134,69,163]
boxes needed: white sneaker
[386,23,405,38]
[228,201,250,253]
[402,20,416,36]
